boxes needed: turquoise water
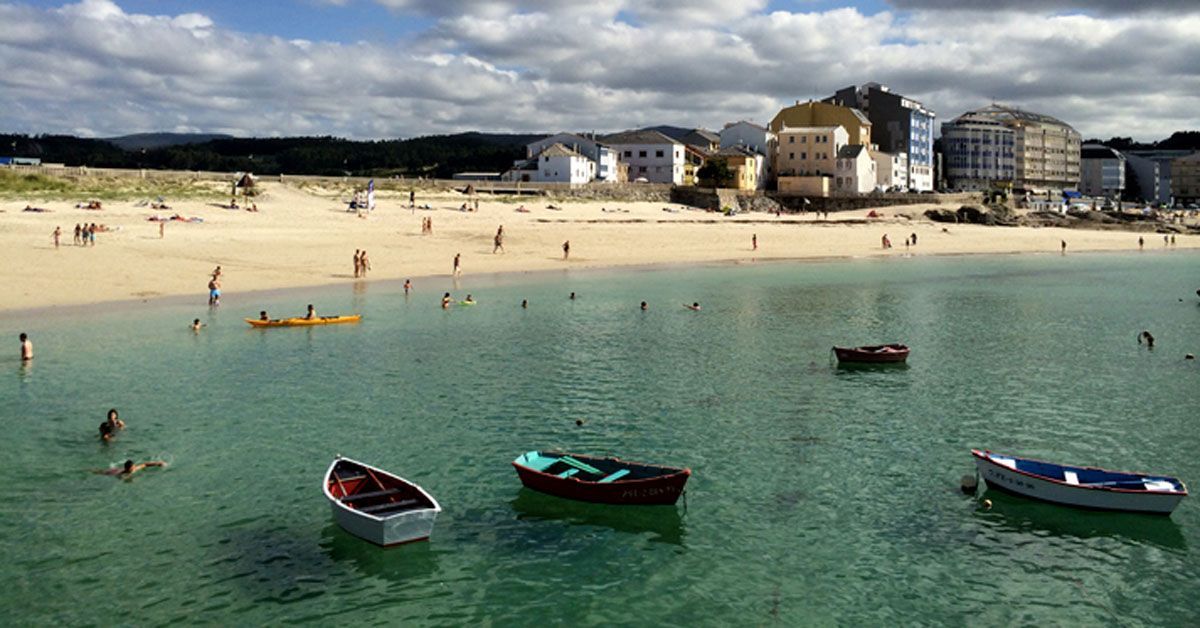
[3,252,1199,625]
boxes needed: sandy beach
[2,182,1195,313]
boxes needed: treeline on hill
[0,132,541,178]
[1084,131,1200,151]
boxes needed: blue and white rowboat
[972,449,1187,515]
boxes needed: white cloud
[0,1,1197,140]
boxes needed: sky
[0,0,1197,141]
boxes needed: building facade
[1123,153,1164,203]
[600,130,685,185]
[719,121,774,157]
[942,104,1080,193]
[526,133,618,182]
[712,146,764,190]
[775,125,847,197]
[1079,144,1125,198]
[1171,153,1200,204]
[827,83,935,191]
[835,145,876,193]
[1126,150,1194,204]
[872,150,908,191]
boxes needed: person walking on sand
[493,230,504,254]
[881,234,892,249]
[752,233,757,251]
[159,220,165,239]
[52,226,61,249]
[88,223,96,246]
[19,333,32,361]
[1138,236,1144,250]
[453,253,462,277]
[360,250,370,277]
[73,223,82,246]
[562,240,571,260]
[410,190,416,210]
[353,249,361,278]
[1061,240,1067,254]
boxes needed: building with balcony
[827,83,934,191]
[942,104,1079,193]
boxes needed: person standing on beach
[453,253,462,277]
[910,232,917,246]
[19,333,32,361]
[159,221,165,239]
[427,217,433,235]
[88,224,96,246]
[51,226,61,249]
[1061,240,1067,254]
[73,224,82,245]
[353,250,361,278]
[752,233,757,251]
[1138,236,1144,250]
[410,190,416,210]
[360,251,370,277]
[562,240,570,260]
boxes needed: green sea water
[2,252,1199,626]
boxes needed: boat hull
[247,315,361,328]
[973,451,1186,515]
[323,457,441,547]
[328,501,438,546]
[832,344,909,364]
[513,452,690,506]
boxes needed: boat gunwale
[512,450,691,485]
[972,449,1188,496]
[323,456,442,522]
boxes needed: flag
[367,179,376,211]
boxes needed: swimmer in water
[684,302,701,311]
[442,292,452,309]
[191,318,204,331]
[640,301,648,311]
[462,294,476,305]
[95,459,167,478]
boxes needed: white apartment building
[601,130,684,185]
[526,133,619,182]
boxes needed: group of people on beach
[72,223,99,246]
[353,250,371,278]
[421,217,433,234]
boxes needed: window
[789,153,795,160]
[801,136,806,143]
[638,166,647,173]
[544,156,550,162]
[624,151,632,158]
[801,152,807,160]
[656,150,664,158]
[639,150,647,158]
[789,136,795,144]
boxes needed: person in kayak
[305,304,317,320]
[259,311,270,321]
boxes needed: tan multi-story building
[769,100,871,193]
[769,100,871,146]
[1171,153,1200,204]
[774,125,847,196]
[942,104,1081,193]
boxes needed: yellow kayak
[245,315,362,328]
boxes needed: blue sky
[1,0,1197,140]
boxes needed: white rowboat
[323,457,442,546]
[972,449,1187,515]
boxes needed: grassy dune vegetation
[0,169,230,202]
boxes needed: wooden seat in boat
[343,488,401,502]
[359,499,420,514]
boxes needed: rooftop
[953,104,1076,131]
[599,129,681,146]
[538,143,585,158]
[837,145,866,159]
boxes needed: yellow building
[711,146,763,190]
[774,125,847,196]
[769,100,872,147]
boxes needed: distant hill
[1,131,546,177]
[105,133,235,151]
[1084,131,1200,152]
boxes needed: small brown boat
[832,343,910,364]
